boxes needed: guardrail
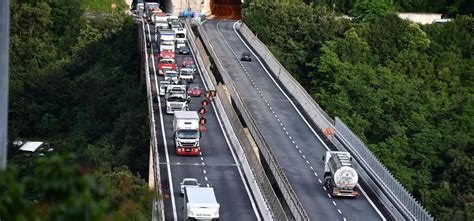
[237,22,433,221]
[139,20,164,221]
[185,19,287,221]
[196,22,309,221]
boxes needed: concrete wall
[397,13,442,25]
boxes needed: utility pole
[0,0,10,171]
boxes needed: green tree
[349,0,396,21]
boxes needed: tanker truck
[323,151,359,197]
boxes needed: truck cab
[166,93,188,114]
[158,58,175,76]
[173,111,200,155]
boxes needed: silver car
[180,178,200,195]
[159,81,170,96]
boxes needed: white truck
[183,187,220,221]
[173,111,200,155]
[174,28,187,49]
[166,93,188,114]
[323,151,359,197]
[158,29,175,52]
[153,12,169,29]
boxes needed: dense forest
[309,0,474,16]
[242,0,473,220]
[1,0,152,220]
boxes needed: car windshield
[166,72,177,77]
[160,60,174,64]
[177,130,199,139]
[180,70,191,76]
[168,96,186,102]
[191,87,199,90]
[186,64,195,69]
[183,180,198,185]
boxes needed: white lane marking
[302,155,306,159]
[146,22,177,221]
[306,160,310,164]
[292,140,296,144]
[200,157,204,161]
[207,184,210,187]
[288,136,292,140]
[298,150,302,154]
[176,162,181,165]
[191,25,261,219]
[205,177,208,181]
[295,145,299,149]
[343,218,347,221]
[231,21,385,219]
[282,127,286,131]
[203,170,207,174]
[338,209,342,214]
[328,193,332,198]
[314,172,318,176]
[323,186,327,191]
[310,166,313,170]
[285,131,289,135]
[333,201,337,206]
[318,179,322,183]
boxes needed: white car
[165,71,179,84]
[159,80,170,96]
[179,68,194,83]
[180,178,200,195]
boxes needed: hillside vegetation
[1,0,152,220]
[243,1,473,220]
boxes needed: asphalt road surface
[202,19,385,221]
[144,21,260,221]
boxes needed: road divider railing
[237,21,433,221]
[194,21,309,221]
[139,19,164,221]
[185,19,285,221]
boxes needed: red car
[182,57,194,67]
[188,86,201,97]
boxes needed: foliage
[243,1,474,220]
[5,0,151,219]
[310,0,474,15]
[81,0,128,13]
[349,0,396,21]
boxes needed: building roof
[19,141,44,152]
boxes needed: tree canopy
[2,0,153,219]
[243,1,474,219]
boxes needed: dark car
[179,46,190,55]
[241,52,252,61]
